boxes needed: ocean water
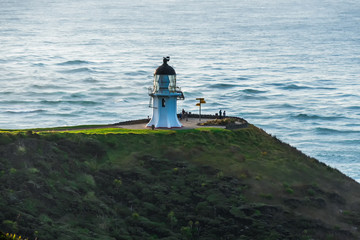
[1,0,359,181]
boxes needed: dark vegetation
[1,126,360,239]
[199,118,236,126]
[0,231,24,240]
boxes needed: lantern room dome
[155,56,176,75]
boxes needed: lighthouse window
[168,75,176,92]
[162,98,166,107]
[153,75,160,92]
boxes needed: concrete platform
[115,117,226,130]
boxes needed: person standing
[219,110,222,119]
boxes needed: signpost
[196,98,206,121]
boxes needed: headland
[0,118,360,239]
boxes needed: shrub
[2,220,18,233]
[285,187,294,194]
[199,118,235,126]
[307,188,315,196]
[77,174,96,188]
[260,194,273,200]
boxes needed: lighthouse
[147,57,184,128]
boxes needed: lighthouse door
[162,98,166,107]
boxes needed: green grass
[0,125,359,239]
[0,124,110,132]
[60,128,175,134]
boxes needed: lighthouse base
[146,96,182,128]
[146,121,182,129]
[146,113,182,128]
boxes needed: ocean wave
[40,100,101,106]
[280,84,312,90]
[208,83,239,89]
[83,77,99,83]
[24,91,67,96]
[95,92,121,96]
[115,98,129,103]
[293,114,343,121]
[314,86,337,90]
[346,106,360,110]
[344,123,360,127]
[1,100,35,104]
[89,86,124,93]
[242,89,267,94]
[279,103,296,109]
[65,100,102,106]
[57,60,91,66]
[43,113,80,117]
[315,127,360,135]
[70,93,88,98]
[40,100,62,105]
[59,67,93,73]
[284,66,305,70]
[5,109,46,114]
[31,84,69,90]
[241,95,269,100]
[336,139,360,145]
[98,111,119,117]
[266,103,297,109]
[124,70,148,76]
[32,63,46,67]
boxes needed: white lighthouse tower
[147,57,184,128]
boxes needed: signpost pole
[196,98,206,122]
[199,104,201,122]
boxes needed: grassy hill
[1,125,360,239]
